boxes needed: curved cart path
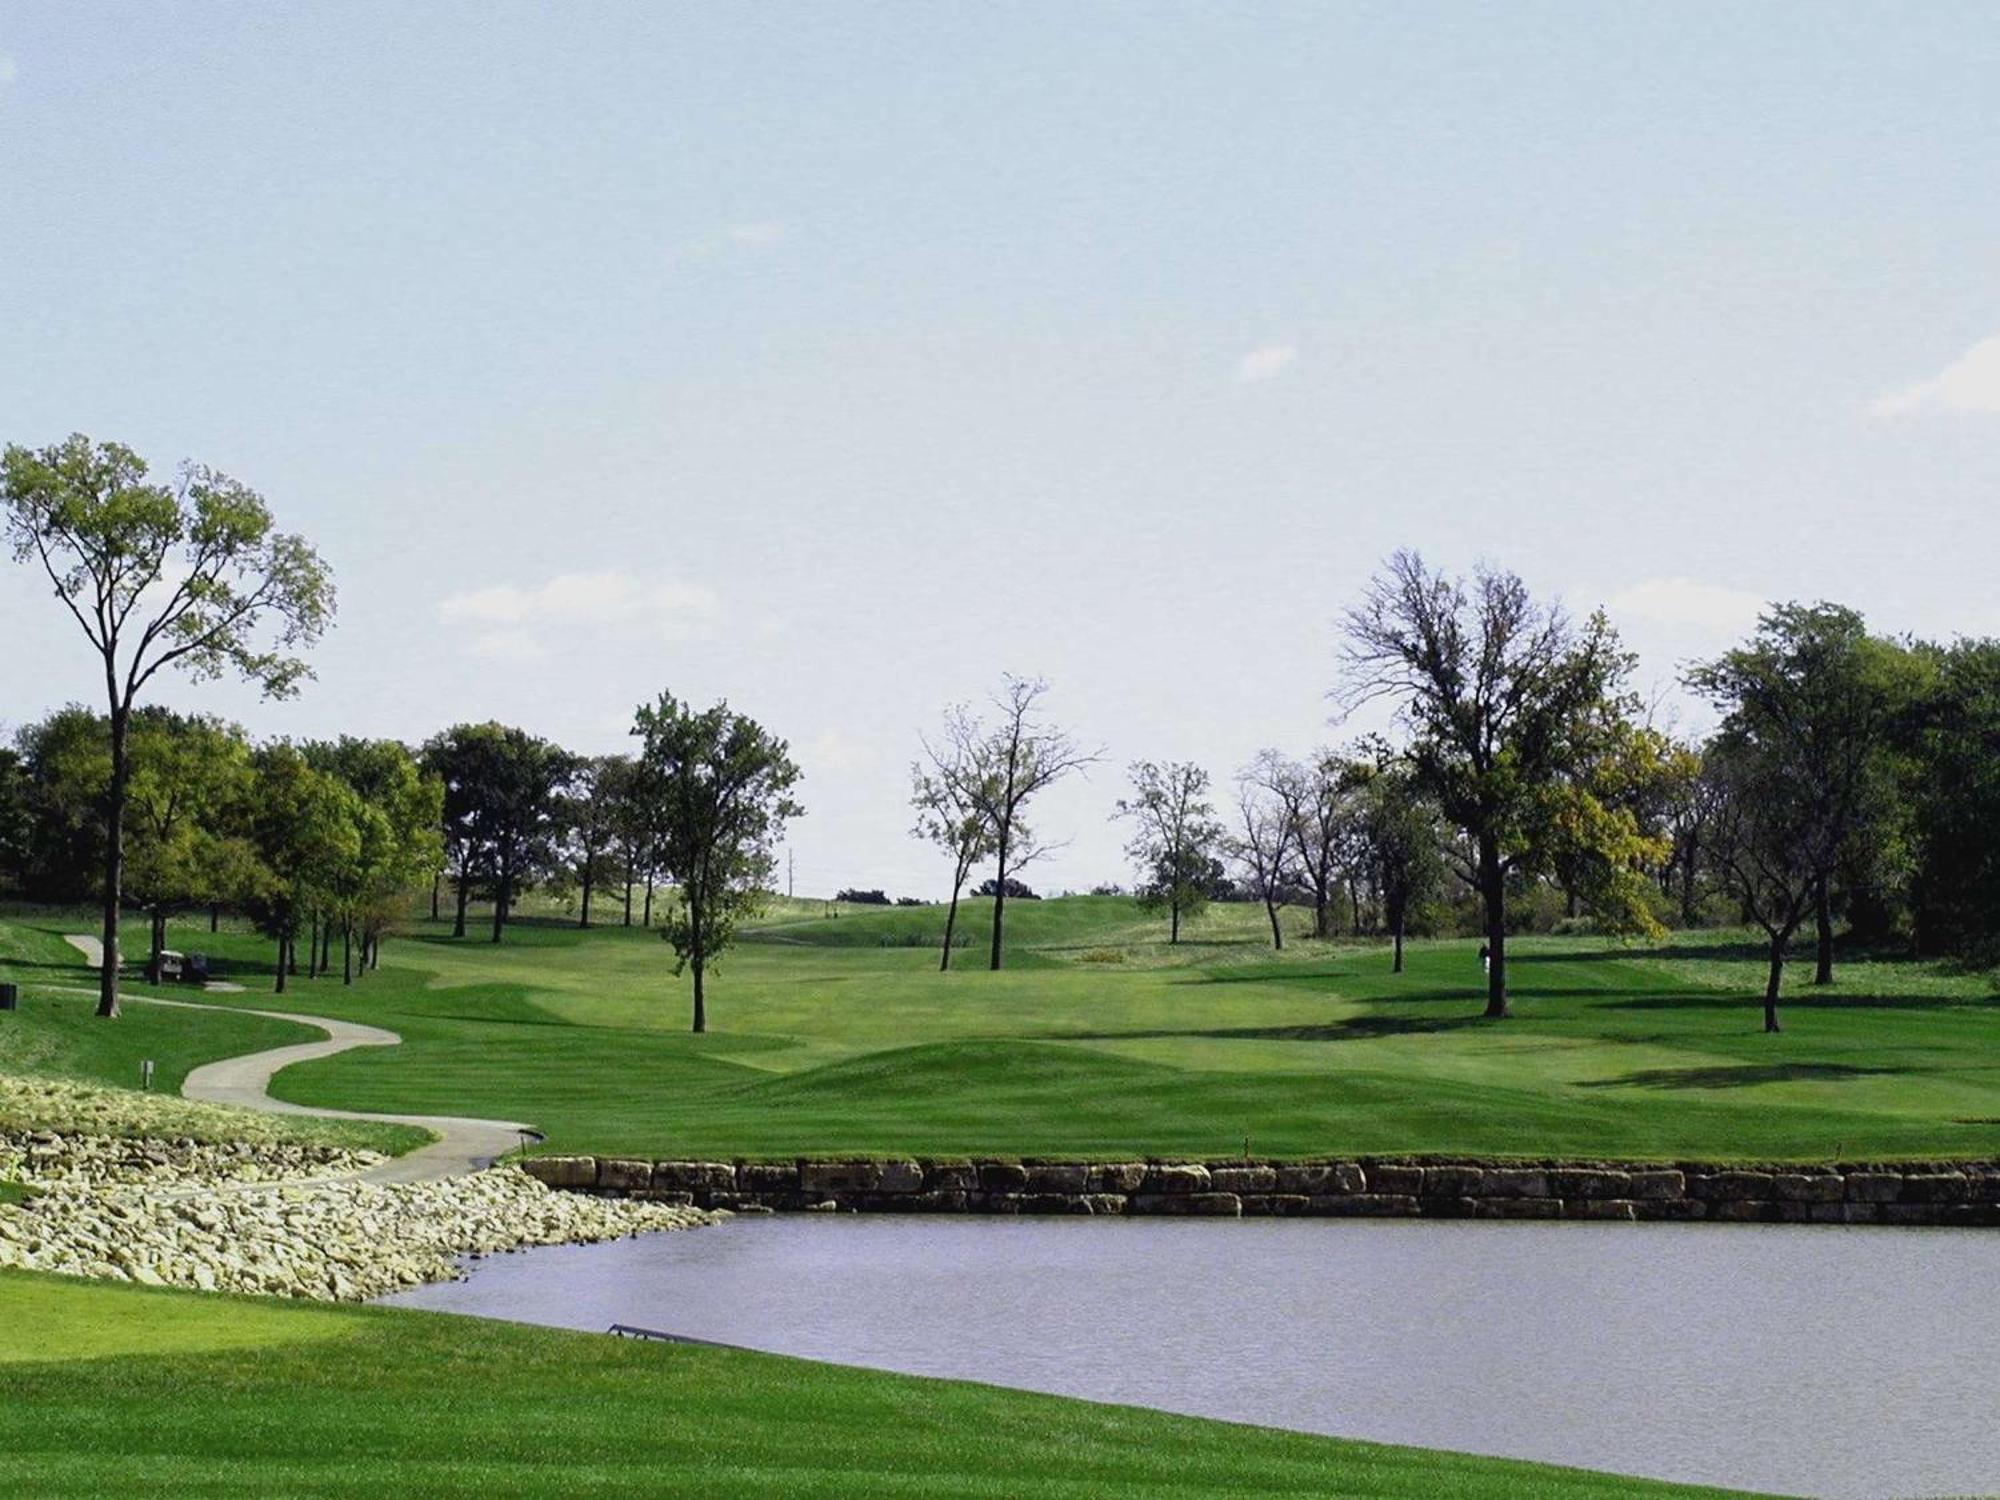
[63,936,533,1184]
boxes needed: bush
[972,877,1038,900]
[834,888,891,906]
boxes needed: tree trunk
[1393,908,1406,974]
[1679,842,1699,927]
[1264,895,1283,951]
[97,704,129,1018]
[1764,931,1785,1033]
[1813,880,1834,986]
[491,866,508,943]
[989,830,1010,972]
[690,898,707,1033]
[1312,885,1329,941]
[1479,835,1510,1018]
[147,906,166,985]
[209,903,220,934]
[1170,898,1180,945]
[1350,879,1362,935]
[580,861,593,929]
[342,919,353,985]
[940,873,965,972]
[623,870,633,927]
[275,933,289,994]
[452,872,469,938]
[644,871,655,928]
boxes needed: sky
[2,3,1998,898]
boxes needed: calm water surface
[384,1216,2000,1499]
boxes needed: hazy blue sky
[3,4,1997,896]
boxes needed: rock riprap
[0,1127,380,1190]
[0,1143,719,1301]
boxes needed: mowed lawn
[4,897,2000,1162]
[0,1270,1765,1499]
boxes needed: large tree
[1903,639,2000,962]
[633,692,802,1033]
[2,435,333,1016]
[420,723,571,942]
[124,712,255,983]
[1116,760,1224,944]
[910,733,997,971]
[1341,551,1639,1018]
[242,744,361,995]
[304,737,443,979]
[1687,603,1916,989]
[556,754,625,929]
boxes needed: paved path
[63,935,534,1184]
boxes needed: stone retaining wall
[521,1155,2000,1227]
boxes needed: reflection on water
[384,1215,2000,1499]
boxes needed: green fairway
[3,897,1998,1162]
[0,1270,1762,1498]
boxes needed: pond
[383,1215,2000,1499]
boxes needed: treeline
[0,708,439,991]
[908,556,2000,1031]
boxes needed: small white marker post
[140,1059,154,1092]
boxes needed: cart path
[62,935,534,1184]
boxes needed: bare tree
[911,730,997,971]
[1229,765,1296,950]
[1246,750,1354,940]
[937,677,1097,971]
[1340,550,1634,1018]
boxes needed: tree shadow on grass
[1057,1013,1491,1045]
[1578,1062,1910,1091]
[1607,992,1996,1014]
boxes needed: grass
[4,896,1997,1163]
[0,1269,1764,1498]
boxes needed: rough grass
[4,898,1994,1164]
[0,1270,1765,1498]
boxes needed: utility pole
[787,848,794,899]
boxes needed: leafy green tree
[304,738,443,979]
[1117,761,1224,944]
[2,434,333,1016]
[633,692,802,1033]
[420,723,570,942]
[1353,757,1446,973]
[1341,551,1642,1017]
[555,755,624,929]
[243,745,362,994]
[1688,603,1918,989]
[124,712,254,982]
[0,745,29,892]
[1898,639,2000,962]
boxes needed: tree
[419,723,570,943]
[1341,551,1639,1018]
[242,744,361,994]
[1687,603,1916,990]
[0,745,29,892]
[1228,764,1297,951]
[935,677,1096,971]
[3,435,333,1016]
[1903,639,2000,961]
[1116,761,1224,944]
[1353,757,1445,973]
[1245,750,1357,940]
[556,755,625,929]
[1700,740,1818,1033]
[304,738,442,979]
[912,721,999,972]
[124,712,254,983]
[633,692,802,1033]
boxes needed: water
[383,1216,2000,1498]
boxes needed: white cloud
[437,570,717,656]
[1606,577,1766,635]
[673,221,787,263]
[1232,343,1297,384]
[1871,335,2000,417]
